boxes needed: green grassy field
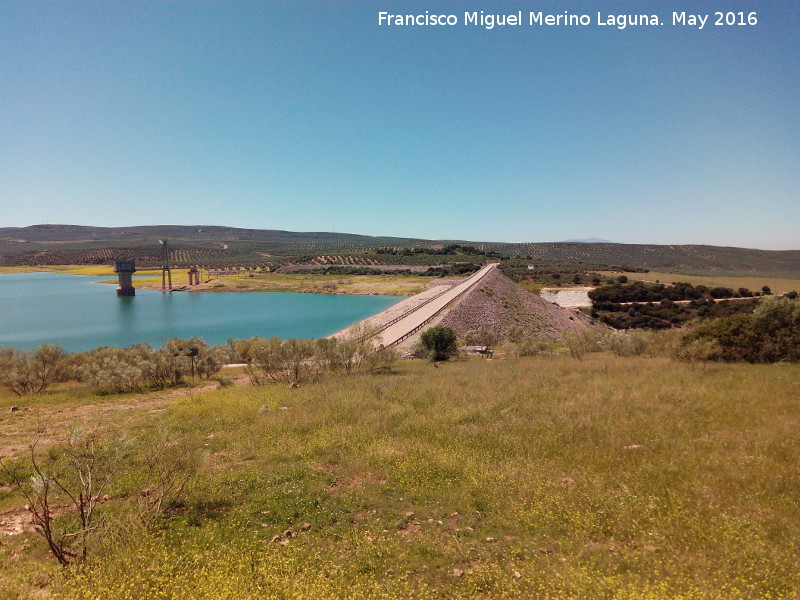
[597,271,800,295]
[1,355,798,599]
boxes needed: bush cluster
[589,281,755,304]
[286,264,481,277]
[681,296,800,363]
[235,329,399,385]
[507,336,557,357]
[74,338,227,393]
[375,244,486,257]
[593,296,759,330]
[558,327,683,360]
[0,339,229,396]
[559,297,799,365]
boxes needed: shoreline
[0,266,428,297]
[131,283,410,297]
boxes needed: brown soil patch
[0,507,33,537]
[0,504,68,537]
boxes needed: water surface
[0,272,401,352]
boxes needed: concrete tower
[114,260,137,296]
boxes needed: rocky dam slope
[435,269,590,340]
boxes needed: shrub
[512,336,555,357]
[316,333,399,375]
[408,340,429,359]
[607,330,653,357]
[213,376,234,388]
[464,328,501,349]
[643,329,683,358]
[561,328,608,360]
[0,344,69,396]
[681,314,759,362]
[0,428,135,565]
[674,338,721,366]
[136,428,205,524]
[79,346,148,394]
[235,337,319,384]
[506,326,526,344]
[419,326,459,362]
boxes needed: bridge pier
[114,260,137,296]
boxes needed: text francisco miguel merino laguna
[378,10,739,30]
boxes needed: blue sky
[2,0,798,249]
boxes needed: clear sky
[2,0,798,249]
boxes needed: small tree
[282,338,319,384]
[419,326,459,362]
[0,428,133,565]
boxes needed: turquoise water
[0,273,401,352]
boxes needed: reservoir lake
[0,272,402,352]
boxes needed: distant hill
[0,224,425,249]
[1,225,798,278]
[476,242,800,279]
[560,238,614,243]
